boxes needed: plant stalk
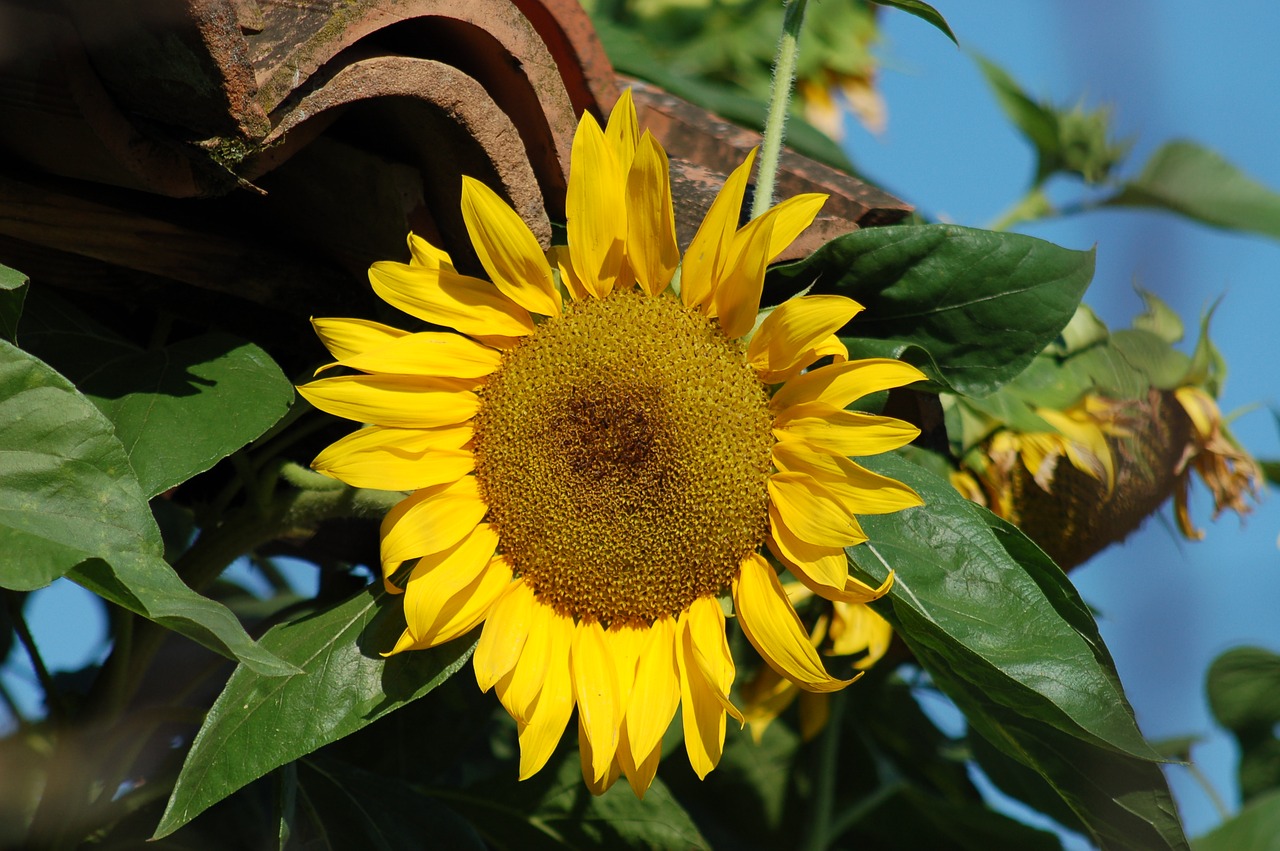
[752,0,809,221]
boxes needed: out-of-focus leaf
[847,454,1188,849]
[1192,788,1280,851]
[154,585,474,839]
[0,340,157,591]
[975,54,1060,181]
[1105,141,1280,240]
[21,293,293,497]
[449,750,708,850]
[767,224,1095,397]
[868,0,957,44]
[293,757,485,851]
[843,783,1064,850]
[0,263,27,344]
[1206,647,1280,802]
[1133,290,1185,345]
[1261,460,1280,487]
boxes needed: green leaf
[848,454,1188,849]
[1110,329,1193,391]
[1105,140,1280,240]
[767,224,1095,397]
[0,339,168,591]
[868,0,958,45]
[154,585,474,839]
[1133,289,1185,345]
[293,757,485,851]
[79,334,293,498]
[975,54,1061,182]
[0,263,27,344]
[1206,647,1280,802]
[1193,788,1280,851]
[450,749,710,850]
[20,294,293,497]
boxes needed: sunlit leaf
[155,585,474,838]
[869,0,957,45]
[1105,140,1280,240]
[768,224,1095,397]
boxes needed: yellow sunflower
[296,90,924,796]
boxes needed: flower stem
[752,0,809,221]
[802,686,847,851]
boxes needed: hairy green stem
[752,0,809,221]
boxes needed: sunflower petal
[686,596,744,725]
[578,717,623,795]
[331,331,502,379]
[379,477,486,581]
[681,149,756,312]
[771,358,926,413]
[572,620,622,783]
[297,374,479,429]
[423,555,513,647]
[617,719,662,799]
[605,88,639,173]
[774,402,920,456]
[735,554,857,693]
[311,425,474,491]
[407,232,455,270]
[626,132,680,296]
[767,509,849,593]
[368,261,535,338]
[625,615,679,767]
[773,440,925,515]
[474,578,533,692]
[567,112,628,298]
[402,524,500,641]
[504,599,556,724]
[714,213,776,339]
[311,317,408,366]
[747,295,862,378]
[675,611,727,780]
[768,472,867,548]
[460,176,561,316]
[755,193,827,261]
[517,609,575,779]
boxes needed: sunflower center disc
[472,290,773,626]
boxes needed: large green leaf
[0,341,293,676]
[847,454,1188,849]
[0,263,27,344]
[1193,788,1280,851]
[766,224,1095,397]
[20,292,293,498]
[0,339,157,591]
[154,585,474,838]
[1105,140,1280,240]
[1206,647,1280,802]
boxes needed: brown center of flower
[472,290,773,626]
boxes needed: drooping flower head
[297,90,924,795]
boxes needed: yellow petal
[829,602,893,668]
[766,509,849,593]
[772,440,925,515]
[297,374,479,429]
[771,358,926,413]
[368,261,535,338]
[714,212,775,339]
[547,245,589,302]
[474,578,534,692]
[617,718,661,799]
[402,523,500,641]
[626,132,680,296]
[605,88,639,174]
[686,596,744,725]
[460,176,561,316]
[572,620,622,784]
[734,554,857,693]
[330,332,502,379]
[774,402,920,456]
[625,616,680,768]
[381,627,419,658]
[379,477,487,581]
[740,663,798,743]
[747,295,862,378]
[311,317,408,366]
[681,149,756,312]
[504,599,556,724]
[606,623,645,707]
[311,425,474,491]
[768,472,867,548]
[578,717,623,796]
[517,608,576,780]
[675,610,726,780]
[753,193,827,262]
[416,555,513,647]
[567,111,628,298]
[407,232,455,271]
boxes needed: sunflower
[296,90,924,796]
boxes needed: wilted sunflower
[297,90,924,796]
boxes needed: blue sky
[844,1,1280,842]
